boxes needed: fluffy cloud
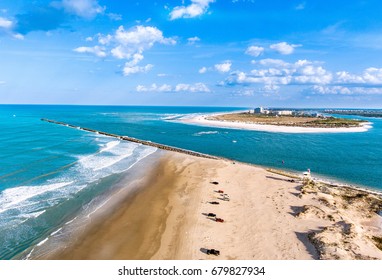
[223,55,382,96]
[108,25,176,58]
[225,59,332,86]
[61,0,105,19]
[311,85,382,95]
[73,46,106,57]
[188,36,201,44]
[245,45,264,57]
[215,61,232,73]
[232,85,280,97]
[136,83,210,93]
[136,83,173,92]
[0,16,24,39]
[270,42,301,55]
[199,67,207,74]
[170,0,215,20]
[257,58,289,67]
[0,17,12,29]
[122,64,153,76]
[175,82,210,92]
[74,25,175,75]
[336,68,382,85]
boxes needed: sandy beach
[44,151,382,260]
[179,114,372,133]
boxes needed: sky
[1,0,382,107]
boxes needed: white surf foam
[161,114,185,120]
[36,238,49,247]
[0,182,73,214]
[50,227,63,236]
[21,210,46,219]
[193,131,219,136]
[100,140,120,153]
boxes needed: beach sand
[180,114,372,133]
[46,152,382,260]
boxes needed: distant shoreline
[179,113,372,133]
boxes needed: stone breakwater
[41,118,219,160]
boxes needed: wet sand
[46,152,382,260]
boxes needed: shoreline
[32,151,382,260]
[178,114,372,133]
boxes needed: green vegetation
[308,117,364,128]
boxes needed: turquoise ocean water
[1,105,382,259]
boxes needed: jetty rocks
[41,118,219,160]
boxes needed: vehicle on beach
[206,249,220,256]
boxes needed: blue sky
[1,0,382,107]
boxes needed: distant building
[254,107,264,114]
[276,110,293,116]
[311,112,323,118]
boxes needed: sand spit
[179,114,371,133]
[43,152,382,260]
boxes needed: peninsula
[180,108,370,133]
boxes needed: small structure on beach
[303,169,311,179]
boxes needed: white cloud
[170,0,215,20]
[109,25,176,60]
[215,61,232,73]
[363,68,382,84]
[0,17,24,40]
[245,45,264,57]
[73,46,107,57]
[136,82,210,93]
[188,36,201,44]
[0,17,12,29]
[232,84,280,97]
[257,58,289,67]
[61,0,105,19]
[270,42,301,55]
[98,34,112,45]
[123,64,153,76]
[12,33,24,40]
[225,59,332,86]
[233,88,256,96]
[311,85,382,95]
[224,58,382,97]
[199,67,207,74]
[336,68,382,85]
[108,13,122,21]
[136,83,173,92]
[175,82,211,92]
[74,25,175,76]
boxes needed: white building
[277,110,293,116]
[254,107,264,114]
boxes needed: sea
[1,105,382,259]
